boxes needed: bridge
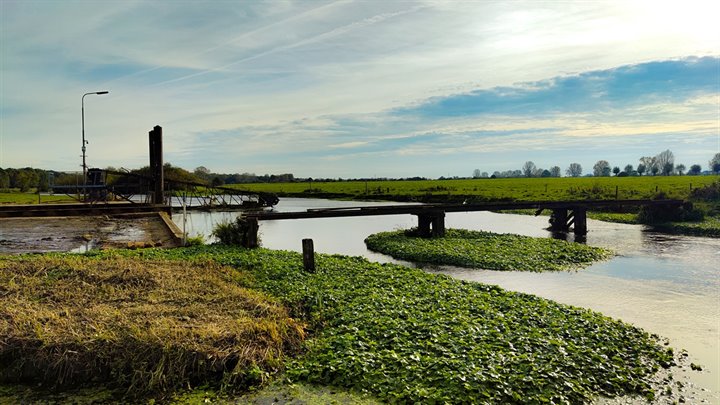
[240,199,686,247]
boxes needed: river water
[176,198,719,403]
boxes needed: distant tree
[612,166,620,176]
[710,153,720,174]
[624,164,633,174]
[637,163,646,176]
[566,163,582,177]
[193,166,211,182]
[639,156,656,175]
[550,166,561,177]
[481,172,489,178]
[472,169,482,179]
[675,164,686,176]
[593,160,610,177]
[688,164,702,175]
[522,161,537,178]
[650,165,659,176]
[0,170,9,190]
[211,176,224,187]
[655,150,674,175]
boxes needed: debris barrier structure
[240,199,686,248]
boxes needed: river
[175,198,719,403]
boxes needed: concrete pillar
[431,212,446,237]
[549,208,568,232]
[417,214,432,237]
[573,208,587,236]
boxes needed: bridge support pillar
[416,211,446,238]
[549,208,569,232]
[573,208,587,236]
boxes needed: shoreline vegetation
[1,246,683,403]
[365,228,612,271]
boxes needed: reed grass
[0,255,305,396]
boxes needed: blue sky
[1,0,718,178]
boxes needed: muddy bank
[0,214,181,254]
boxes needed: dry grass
[0,255,305,396]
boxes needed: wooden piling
[246,217,259,248]
[302,239,315,272]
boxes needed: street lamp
[81,90,109,192]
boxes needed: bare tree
[566,163,582,177]
[655,150,674,176]
[593,160,610,177]
[550,166,561,177]
[639,156,656,175]
[522,161,537,178]
[472,169,482,178]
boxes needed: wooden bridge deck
[240,199,685,247]
[246,199,685,220]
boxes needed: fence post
[302,239,315,273]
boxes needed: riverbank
[1,246,690,403]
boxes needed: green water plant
[178,246,673,404]
[2,246,676,403]
[365,228,611,271]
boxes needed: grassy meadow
[230,175,719,202]
[0,191,76,204]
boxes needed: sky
[1,0,719,178]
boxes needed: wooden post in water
[245,217,259,248]
[302,239,315,272]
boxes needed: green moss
[365,228,612,271]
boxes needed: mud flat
[0,214,181,254]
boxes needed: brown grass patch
[0,255,305,396]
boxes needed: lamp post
[81,90,109,195]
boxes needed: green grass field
[0,191,76,204]
[230,176,719,202]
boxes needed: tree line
[474,151,720,179]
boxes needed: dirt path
[0,214,180,254]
